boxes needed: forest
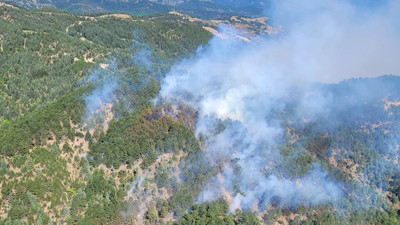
[3,0,264,19]
[0,3,400,225]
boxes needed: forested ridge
[2,0,264,19]
[0,3,400,225]
[0,5,216,224]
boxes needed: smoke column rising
[84,59,118,120]
[160,0,400,211]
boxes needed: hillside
[1,2,400,225]
[1,0,264,19]
[0,4,270,225]
[0,5,209,224]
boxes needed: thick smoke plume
[160,0,400,211]
[263,0,400,83]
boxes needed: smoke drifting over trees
[160,0,400,211]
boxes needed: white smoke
[265,0,400,83]
[160,0,399,211]
[160,25,342,211]
[83,59,118,120]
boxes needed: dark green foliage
[85,169,113,199]
[155,167,169,189]
[0,158,9,177]
[0,88,87,157]
[0,6,211,122]
[176,199,260,225]
[294,207,400,225]
[285,152,315,178]
[389,174,400,202]
[1,147,69,222]
[84,130,92,141]
[89,108,199,168]
[69,18,134,49]
[75,131,84,138]
[0,7,104,120]
[0,5,214,225]
[165,150,216,217]
[141,150,157,169]
[146,207,159,223]
[131,20,212,60]
[58,169,125,224]
[62,142,73,153]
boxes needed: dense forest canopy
[2,0,264,19]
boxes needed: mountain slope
[0,5,214,224]
[2,0,264,18]
[0,3,400,225]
